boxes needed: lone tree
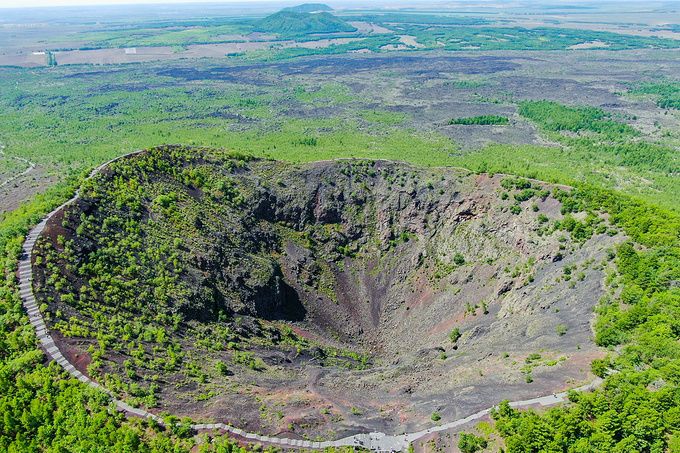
[449,328,462,343]
[458,432,487,453]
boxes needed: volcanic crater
[33,146,620,438]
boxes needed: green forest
[484,186,680,452]
[630,81,680,110]
[448,115,510,126]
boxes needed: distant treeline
[448,115,509,125]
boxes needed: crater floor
[33,146,621,439]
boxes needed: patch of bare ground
[399,35,425,49]
[0,50,47,67]
[348,22,393,34]
[569,40,610,50]
[0,165,57,214]
[441,120,546,150]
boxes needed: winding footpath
[16,150,602,451]
[0,146,36,189]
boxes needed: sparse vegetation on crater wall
[32,145,622,438]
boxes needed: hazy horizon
[0,0,644,11]
[1,0,276,9]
